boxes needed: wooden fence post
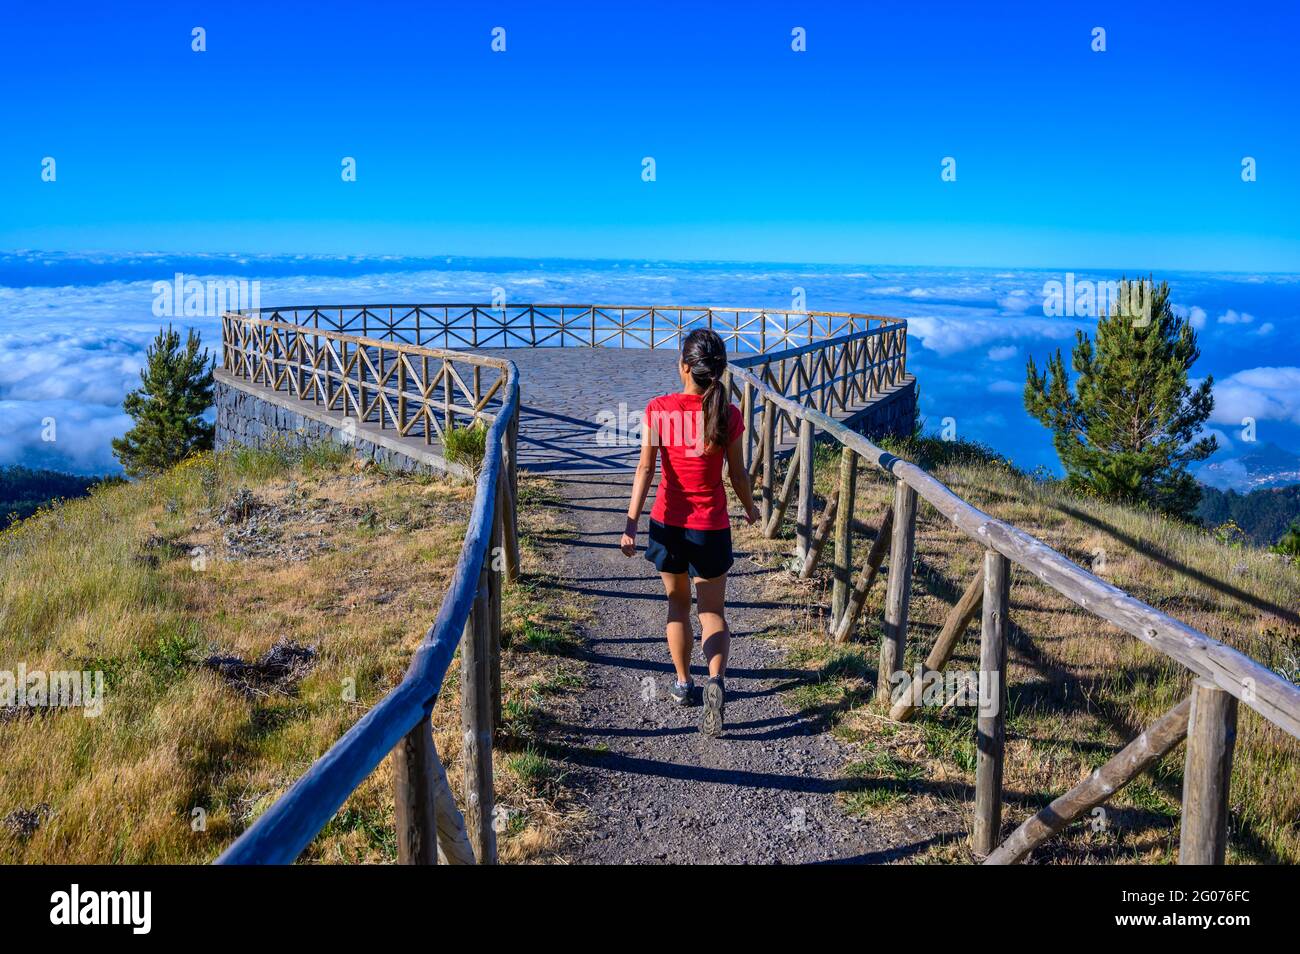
[747,389,769,485]
[831,505,893,644]
[498,443,520,583]
[763,450,800,538]
[879,480,917,693]
[396,347,408,430]
[1180,679,1238,864]
[442,359,453,434]
[357,341,368,423]
[830,448,858,624]
[488,477,505,734]
[796,417,814,563]
[973,549,1010,858]
[505,394,521,582]
[392,714,439,864]
[889,565,984,722]
[741,380,754,473]
[800,488,838,579]
[460,557,497,864]
[760,397,776,526]
[986,696,1192,865]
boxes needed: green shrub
[443,419,488,476]
[1269,519,1300,566]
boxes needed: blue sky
[2,0,1298,270]
[1,3,1298,481]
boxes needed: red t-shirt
[646,392,744,530]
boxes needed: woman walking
[620,328,759,737]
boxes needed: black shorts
[644,519,734,580]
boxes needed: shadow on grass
[1058,502,1299,627]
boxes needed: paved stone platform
[217,346,915,476]
[474,347,693,472]
[474,347,916,473]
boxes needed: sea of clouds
[1,253,1295,483]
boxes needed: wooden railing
[217,300,1292,865]
[727,356,1300,865]
[212,304,909,865]
[237,302,904,355]
[220,313,517,449]
[215,317,521,865]
[731,324,909,457]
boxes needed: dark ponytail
[681,328,729,453]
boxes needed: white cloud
[1216,309,1255,325]
[998,290,1032,313]
[906,315,1077,357]
[1172,303,1208,329]
[1254,322,1275,336]
[0,258,1291,481]
[1197,457,1249,491]
[0,399,132,474]
[0,332,143,403]
[1209,367,1300,426]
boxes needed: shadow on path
[546,470,965,864]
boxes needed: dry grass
[734,437,1300,864]
[0,442,586,864]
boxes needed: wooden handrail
[729,323,898,365]
[214,343,520,865]
[242,303,908,323]
[230,304,906,355]
[727,359,1300,739]
[216,301,1294,865]
[728,332,1299,864]
[226,313,519,366]
[221,314,515,448]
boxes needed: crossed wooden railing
[241,302,904,355]
[220,313,516,449]
[214,301,1293,865]
[730,324,909,453]
[212,303,908,865]
[727,361,1300,864]
[215,315,521,865]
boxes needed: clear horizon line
[4,247,1299,280]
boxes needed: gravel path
[546,471,933,864]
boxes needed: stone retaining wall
[214,371,460,476]
[843,375,918,441]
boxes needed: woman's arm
[621,431,658,556]
[726,435,760,525]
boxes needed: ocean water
[1,251,1296,487]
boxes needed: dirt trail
[545,471,938,864]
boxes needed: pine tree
[112,326,215,477]
[1024,277,1217,518]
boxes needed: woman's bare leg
[694,573,729,679]
[660,571,694,683]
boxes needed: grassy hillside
[0,442,585,864]
[0,465,120,530]
[735,437,1300,864]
